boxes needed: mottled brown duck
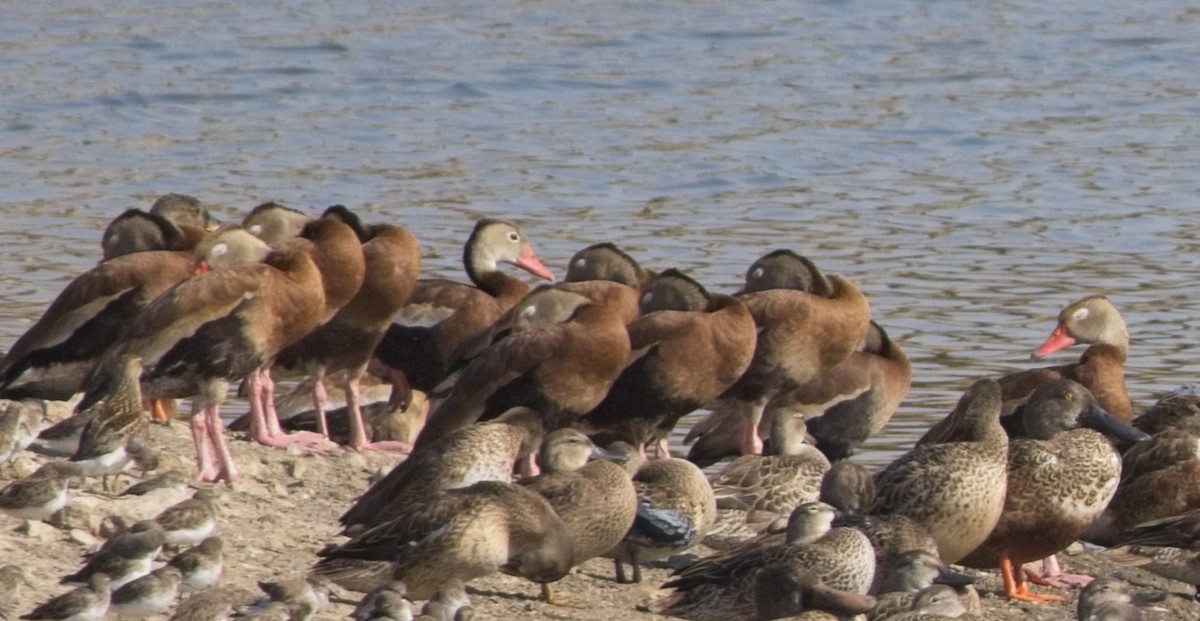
[604,446,717,583]
[371,218,554,410]
[518,428,637,604]
[312,480,573,598]
[870,379,1008,565]
[659,501,875,621]
[707,410,831,516]
[752,564,877,621]
[832,514,943,596]
[1076,577,1166,621]
[338,406,544,534]
[1091,427,1200,544]
[958,380,1147,602]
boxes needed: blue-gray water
[3,1,1200,466]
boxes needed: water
[3,1,1200,466]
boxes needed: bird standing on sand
[0,461,83,522]
[0,400,43,470]
[21,573,111,621]
[71,355,151,490]
[154,488,218,547]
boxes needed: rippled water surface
[3,1,1200,465]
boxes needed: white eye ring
[507,231,520,242]
[1072,307,1090,322]
[211,243,228,256]
[751,267,764,278]
[573,258,588,268]
[520,305,537,319]
[248,224,262,235]
[641,292,654,305]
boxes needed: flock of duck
[1,193,1200,620]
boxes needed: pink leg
[247,368,334,452]
[653,436,672,460]
[368,358,413,412]
[740,402,765,455]
[261,368,285,437]
[191,405,220,482]
[205,403,239,483]
[1024,555,1094,588]
[312,377,330,439]
[517,451,541,478]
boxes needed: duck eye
[211,243,228,256]
[508,231,520,242]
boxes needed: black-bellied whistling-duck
[688,320,911,464]
[711,251,870,455]
[100,193,213,261]
[453,239,654,364]
[371,218,554,409]
[957,380,1147,603]
[0,227,268,403]
[999,295,1132,422]
[149,193,214,229]
[274,209,420,452]
[101,210,206,261]
[240,201,312,244]
[76,233,329,483]
[578,269,756,458]
[565,242,655,289]
[412,292,630,448]
[244,213,368,452]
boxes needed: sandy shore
[3,404,1200,621]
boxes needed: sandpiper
[239,577,329,621]
[167,536,224,590]
[351,582,411,621]
[119,470,188,497]
[236,602,291,621]
[167,587,246,621]
[419,579,469,621]
[154,488,218,547]
[70,435,158,491]
[0,400,43,468]
[0,461,82,522]
[0,565,32,621]
[108,566,182,618]
[20,573,111,621]
[32,409,95,457]
[61,522,164,589]
[70,356,156,490]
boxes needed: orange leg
[1000,554,1064,603]
[150,399,172,424]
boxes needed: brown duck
[870,379,1009,565]
[274,208,420,451]
[957,380,1147,602]
[709,251,870,455]
[579,268,756,458]
[371,218,554,410]
[518,428,637,604]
